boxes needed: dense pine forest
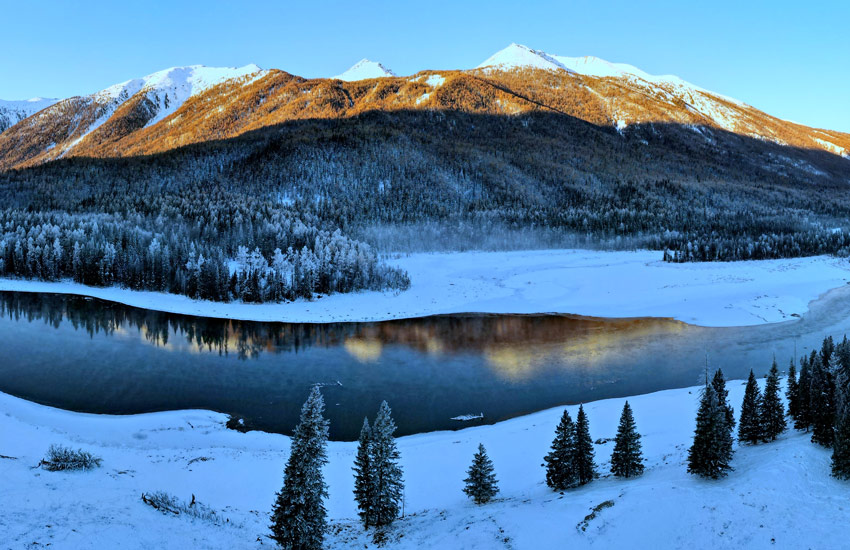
[1,106,849,300]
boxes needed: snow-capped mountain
[333,59,396,81]
[0,97,59,133]
[0,47,847,172]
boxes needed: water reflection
[1,289,847,440]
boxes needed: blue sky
[2,0,848,131]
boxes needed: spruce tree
[832,343,850,478]
[610,401,644,478]
[795,355,812,431]
[352,417,375,528]
[738,370,763,445]
[270,387,330,550]
[761,359,786,441]
[688,381,734,479]
[786,360,799,422]
[712,368,735,432]
[574,405,597,486]
[370,401,404,528]
[810,353,837,447]
[463,444,499,504]
[544,410,577,490]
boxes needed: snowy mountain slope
[0,64,264,166]
[333,59,396,81]
[476,43,755,134]
[0,97,58,133]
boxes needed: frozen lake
[2,288,850,440]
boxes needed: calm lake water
[2,289,850,440]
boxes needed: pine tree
[544,410,577,491]
[370,401,404,528]
[811,352,837,447]
[573,404,597,486]
[610,401,644,478]
[688,381,734,479]
[832,343,850,478]
[786,360,799,422]
[738,370,763,445]
[352,417,375,528]
[761,359,786,441]
[270,387,330,550]
[795,355,812,431]
[463,444,499,504]
[712,368,735,432]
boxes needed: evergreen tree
[712,368,735,432]
[610,401,644,478]
[786,360,799,422]
[463,444,499,504]
[688,381,734,479]
[832,401,850,479]
[738,370,763,445]
[352,418,375,528]
[761,359,786,441]
[369,401,404,528]
[544,410,577,491]
[573,404,597,486]
[795,354,812,431]
[811,351,837,447]
[270,387,330,550]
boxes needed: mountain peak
[477,43,571,73]
[333,59,396,81]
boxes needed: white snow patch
[1,249,849,327]
[333,59,396,81]
[1,377,847,549]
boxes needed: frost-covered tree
[574,405,597,486]
[544,409,577,491]
[370,401,404,528]
[688,381,734,479]
[270,386,330,550]
[761,359,786,441]
[712,368,735,432]
[810,351,837,447]
[610,401,644,478]
[786,361,799,422]
[463,444,499,504]
[795,354,813,431]
[352,418,375,528]
[738,370,763,445]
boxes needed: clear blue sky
[2,0,848,132]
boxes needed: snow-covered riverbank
[1,379,845,549]
[2,250,850,327]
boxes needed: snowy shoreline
[2,378,847,549]
[2,249,850,327]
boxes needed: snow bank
[1,378,846,549]
[2,249,849,327]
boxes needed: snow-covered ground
[2,249,850,327]
[1,378,845,549]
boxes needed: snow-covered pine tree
[544,409,577,490]
[352,417,375,528]
[761,359,786,441]
[270,386,330,550]
[574,404,597,486]
[688,381,734,479]
[786,360,799,422]
[463,443,499,504]
[810,352,837,447]
[795,354,812,431]
[738,370,763,445]
[370,401,404,528]
[712,368,735,432]
[610,401,644,478]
